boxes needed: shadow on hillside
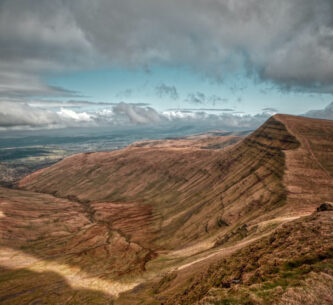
[0,266,113,304]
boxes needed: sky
[0,0,333,131]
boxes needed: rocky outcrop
[317,202,333,212]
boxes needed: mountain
[0,114,332,304]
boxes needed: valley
[0,114,332,304]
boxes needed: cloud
[303,102,333,120]
[57,108,92,122]
[208,95,228,105]
[0,71,77,98]
[1,0,332,97]
[0,100,268,130]
[186,93,230,105]
[155,84,179,100]
[22,100,111,108]
[0,101,95,129]
[0,102,60,128]
[72,0,333,93]
[0,99,150,112]
[24,100,149,109]
[112,102,162,124]
[167,108,234,112]
[186,92,206,104]
[262,107,278,112]
[0,0,94,98]
[162,110,270,130]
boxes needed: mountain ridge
[0,114,332,304]
[18,115,333,248]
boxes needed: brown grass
[0,114,331,304]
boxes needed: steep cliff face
[17,116,312,250]
[18,115,333,251]
[1,114,331,304]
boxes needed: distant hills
[0,114,332,304]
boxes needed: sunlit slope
[275,114,333,214]
[19,115,333,251]
[0,186,153,304]
[1,114,332,304]
[130,209,333,305]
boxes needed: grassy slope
[159,210,333,305]
[0,186,152,304]
[0,114,332,304]
[19,116,303,250]
[275,115,333,214]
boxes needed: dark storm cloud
[0,0,92,68]
[155,84,179,100]
[1,0,333,96]
[0,0,93,97]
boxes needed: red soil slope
[19,115,333,250]
[0,114,331,304]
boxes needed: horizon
[0,0,333,133]
[0,2,333,304]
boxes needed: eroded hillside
[18,116,310,248]
[117,208,333,305]
[0,114,332,304]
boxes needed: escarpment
[0,114,332,304]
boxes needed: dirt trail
[176,215,305,271]
[177,236,261,271]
